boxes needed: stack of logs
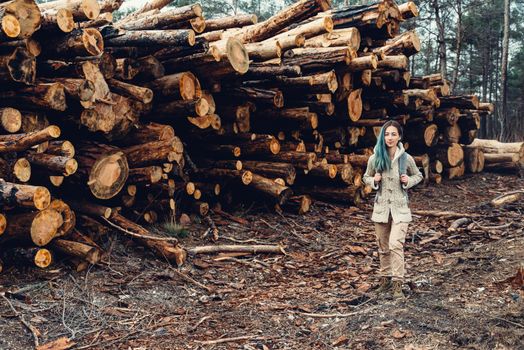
[0,0,520,271]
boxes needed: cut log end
[34,186,51,210]
[0,213,6,235]
[1,107,22,133]
[83,28,104,56]
[7,47,36,84]
[227,37,249,74]
[270,138,281,154]
[34,248,52,268]
[241,170,253,185]
[14,158,31,182]
[57,8,75,33]
[89,151,129,199]
[82,0,101,20]
[2,14,21,38]
[31,209,63,246]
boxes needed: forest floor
[0,172,523,350]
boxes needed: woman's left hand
[400,174,409,185]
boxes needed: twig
[493,317,524,328]
[412,210,481,218]
[473,221,513,230]
[100,217,179,242]
[188,244,286,255]
[167,267,213,293]
[194,335,264,345]
[221,235,277,245]
[1,293,39,347]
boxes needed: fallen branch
[100,216,179,242]
[194,335,264,345]
[447,217,472,232]
[412,210,480,218]
[188,244,286,255]
[490,190,524,207]
[473,221,513,230]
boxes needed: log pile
[0,0,513,271]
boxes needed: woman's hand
[374,173,382,184]
[400,174,409,185]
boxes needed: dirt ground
[1,172,523,350]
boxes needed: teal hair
[373,120,403,173]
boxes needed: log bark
[145,71,200,100]
[0,125,60,153]
[42,28,104,58]
[121,136,184,167]
[39,8,75,33]
[2,208,63,246]
[204,14,257,32]
[25,151,77,176]
[106,29,195,47]
[107,78,153,104]
[0,247,53,268]
[38,0,100,21]
[52,239,101,264]
[1,0,41,38]
[0,83,66,111]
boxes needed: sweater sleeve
[402,154,423,190]
[363,155,379,190]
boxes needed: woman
[363,120,423,299]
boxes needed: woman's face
[384,125,401,149]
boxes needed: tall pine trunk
[451,0,462,93]
[500,0,510,141]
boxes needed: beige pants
[374,216,409,281]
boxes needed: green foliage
[156,220,190,238]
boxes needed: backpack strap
[398,152,408,176]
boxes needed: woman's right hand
[374,173,382,184]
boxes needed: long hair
[373,120,403,172]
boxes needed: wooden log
[259,151,316,170]
[0,247,53,268]
[0,125,60,153]
[41,28,104,57]
[128,166,163,184]
[118,122,174,147]
[105,29,195,47]
[0,157,30,182]
[2,208,62,246]
[0,180,50,210]
[0,47,35,84]
[0,107,21,133]
[439,95,479,110]
[145,71,200,100]
[373,30,420,57]
[121,136,184,167]
[45,140,75,158]
[304,27,360,50]
[237,0,328,43]
[278,195,311,214]
[204,14,257,32]
[38,0,100,21]
[0,12,20,39]
[398,1,419,19]
[74,142,129,200]
[377,55,408,70]
[118,4,202,30]
[0,83,66,111]
[52,239,101,264]
[247,173,292,205]
[463,146,484,173]
[282,46,357,72]
[444,162,465,180]
[25,151,77,176]
[434,143,464,168]
[469,139,524,155]
[1,0,41,38]
[193,169,253,185]
[107,78,153,104]
[39,8,75,33]
[0,38,40,57]
[241,160,296,185]
[79,12,112,28]
[152,98,209,118]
